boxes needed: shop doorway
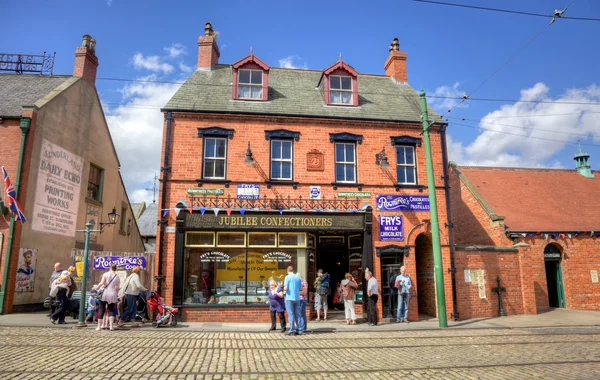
[315,235,352,319]
[544,244,565,308]
[377,245,404,319]
[415,233,436,318]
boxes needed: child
[86,289,99,323]
[50,270,72,297]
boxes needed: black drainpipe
[157,111,173,295]
[439,124,459,321]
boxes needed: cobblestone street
[1,325,599,379]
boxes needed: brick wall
[158,112,449,322]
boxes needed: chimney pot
[205,22,214,36]
[198,21,220,70]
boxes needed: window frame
[270,139,294,181]
[334,142,357,184]
[237,69,264,100]
[278,232,307,248]
[395,145,417,185]
[248,232,278,248]
[185,232,216,247]
[216,232,247,248]
[87,164,104,202]
[202,136,228,180]
[329,75,353,105]
[119,206,127,234]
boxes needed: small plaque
[166,226,176,233]
[592,270,599,283]
[307,149,324,171]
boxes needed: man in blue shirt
[395,265,412,323]
[283,266,302,335]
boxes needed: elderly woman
[268,280,286,333]
[118,266,147,327]
[341,273,359,325]
[94,264,120,331]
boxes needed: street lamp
[75,207,120,327]
[375,147,390,169]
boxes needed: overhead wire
[446,116,595,138]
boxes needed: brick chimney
[73,34,99,87]
[384,38,408,83]
[197,22,220,70]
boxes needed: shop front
[171,210,371,322]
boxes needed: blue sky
[2,0,599,203]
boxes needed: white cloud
[132,53,174,74]
[164,43,187,59]
[448,82,600,167]
[278,55,307,69]
[179,62,193,73]
[105,74,181,204]
[429,82,468,113]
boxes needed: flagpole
[0,118,31,314]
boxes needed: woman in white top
[94,264,121,331]
[118,266,147,327]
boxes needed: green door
[556,262,566,308]
[544,244,565,308]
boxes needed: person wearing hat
[86,289,100,323]
[17,250,34,276]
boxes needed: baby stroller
[146,291,178,328]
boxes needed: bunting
[240,208,246,215]
[188,207,193,214]
[213,208,220,216]
[174,208,181,216]
[278,209,283,215]
[200,207,206,215]
[226,207,232,216]
[162,209,169,217]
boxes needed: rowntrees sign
[376,195,430,212]
[93,256,147,270]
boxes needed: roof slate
[0,74,72,117]
[137,202,158,237]
[458,166,600,231]
[164,65,442,123]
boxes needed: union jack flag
[2,166,27,224]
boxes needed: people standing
[94,264,120,331]
[314,269,330,322]
[298,275,308,334]
[365,269,379,326]
[395,265,413,323]
[49,270,71,324]
[341,273,358,325]
[283,266,302,336]
[48,262,62,316]
[67,266,78,318]
[268,281,286,333]
[118,266,147,327]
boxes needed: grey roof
[137,202,158,237]
[0,74,72,117]
[131,202,146,219]
[164,65,443,123]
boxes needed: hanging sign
[309,186,321,200]
[237,184,260,200]
[93,256,147,270]
[338,191,371,198]
[187,188,224,196]
[379,215,404,241]
[376,195,430,212]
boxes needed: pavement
[0,308,598,331]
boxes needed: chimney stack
[384,38,408,83]
[73,34,99,87]
[197,22,220,70]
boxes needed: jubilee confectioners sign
[32,139,84,237]
[376,195,430,212]
[185,213,365,231]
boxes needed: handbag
[96,274,117,299]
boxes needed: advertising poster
[376,195,430,212]
[32,139,84,237]
[93,256,148,271]
[237,184,260,200]
[379,215,404,241]
[15,248,37,292]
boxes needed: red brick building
[449,152,600,318]
[157,23,456,322]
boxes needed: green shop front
[171,210,372,322]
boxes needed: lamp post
[75,208,120,327]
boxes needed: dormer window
[237,69,263,99]
[232,49,270,101]
[321,58,359,106]
[329,75,353,104]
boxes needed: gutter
[439,125,459,321]
[0,117,31,314]
[157,112,173,294]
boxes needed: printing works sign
[93,256,147,270]
[32,139,84,237]
[379,215,404,241]
[376,195,430,212]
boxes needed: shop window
[246,248,298,305]
[248,232,277,247]
[217,232,246,247]
[278,233,306,248]
[348,234,362,249]
[185,232,215,247]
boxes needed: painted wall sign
[309,186,321,200]
[338,191,371,198]
[15,248,37,292]
[237,184,260,200]
[32,139,84,237]
[379,215,404,241]
[376,195,430,212]
[93,256,147,270]
[187,188,225,196]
